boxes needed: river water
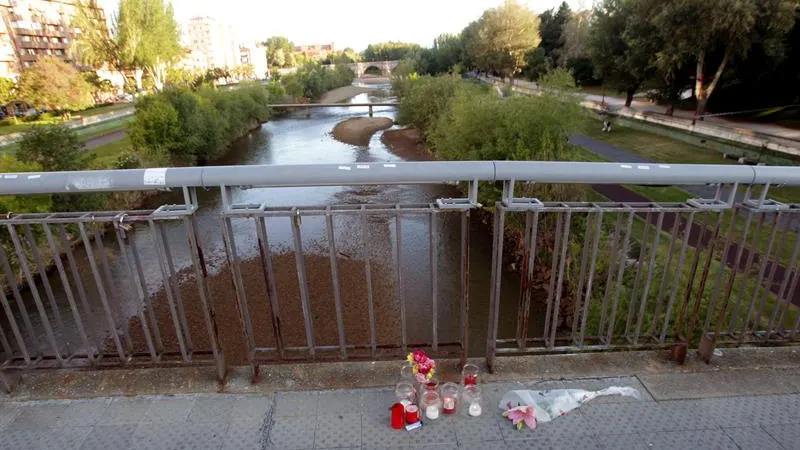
[8,88,527,363]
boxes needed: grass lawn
[87,135,131,169]
[78,116,133,141]
[76,103,133,118]
[583,124,727,165]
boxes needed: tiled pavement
[0,376,798,449]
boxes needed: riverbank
[381,128,434,160]
[318,85,380,103]
[331,117,393,146]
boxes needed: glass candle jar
[462,363,479,386]
[440,382,459,415]
[395,381,416,406]
[420,391,442,420]
[461,385,482,417]
[400,362,414,381]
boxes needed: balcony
[0,161,798,392]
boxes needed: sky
[96,0,588,51]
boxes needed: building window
[23,61,31,67]
[55,49,62,55]
[21,35,30,42]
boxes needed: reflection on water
[8,90,524,359]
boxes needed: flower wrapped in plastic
[500,387,640,430]
[406,350,436,383]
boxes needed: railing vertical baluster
[290,208,315,358]
[0,277,30,363]
[22,224,66,346]
[651,213,683,337]
[703,207,740,333]
[7,224,62,361]
[155,222,193,352]
[572,211,594,345]
[127,231,164,353]
[392,207,407,354]
[598,212,623,338]
[112,222,156,361]
[184,215,226,382]
[42,223,93,362]
[660,212,696,344]
[729,213,767,335]
[519,211,539,350]
[220,214,256,371]
[0,245,37,350]
[579,210,604,348]
[360,207,377,358]
[783,266,800,339]
[550,211,572,348]
[78,222,125,363]
[515,211,533,350]
[93,226,133,353]
[634,211,664,345]
[254,216,284,360]
[741,212,782,340]
[683,210,725,350]
[607,211,635,343]
[543,213,563,344]
[429,209,438,352]
[325,210,347,360]
[0,322,11,357]
[149,220,189,361]
[625,212,652,339]
[57,224,93,324]
[486,204,505,371]
[459,209,470,363]
[752,215,789,338]
[766,230,800,340]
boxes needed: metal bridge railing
[0,161,799,391]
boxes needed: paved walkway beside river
[1,369,798,449]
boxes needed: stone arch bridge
[348,60,400,77]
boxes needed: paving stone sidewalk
[0,376,798,450]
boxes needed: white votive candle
[468,402,482,417]
[425,404,440,420]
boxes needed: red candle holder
[405,404,419,424]
[462,363,479,386]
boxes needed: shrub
[129,84,270,166]
[395,75,466,137]
[280,62,354,101]
[17,124,90,171]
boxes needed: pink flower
[503,406,536,430]
[412,350,428,364]
[415,373,427,383]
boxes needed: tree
[17,57,93,111]
[73,0,181,92]
[264,36,294,68]
[0,78,17,104]
[522,47,549,81]
[466,0,541,78]
[361,42,421,61]
[17,125,90,171]
[539,1,571,66]
[589,0,659,106]
[653,0,798,117]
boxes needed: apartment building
[239,41,267,79]
[0,0,104,78]
[187,16,239,71]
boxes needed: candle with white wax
[425,404,440,420]
[468,402,482,417]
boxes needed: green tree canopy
[17,125,91,172]
[588,0,660,106]
[264,36,295,68]
[652,0,798,116]
[361,42,421,61]
[465,0,541,77]
[73,0,182,92]
[539,1,571,66]
[0,78,17,104]
[17,57,93,110]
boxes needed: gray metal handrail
[1,161,799,195]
